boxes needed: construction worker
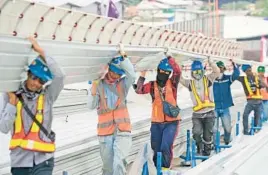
[257,66,268,121]
[88,51,135,175]
[0,37,65,175]
[135,56,181,169]
[238,64,265,135]
[180,58,220,156]
[213,61,240,145]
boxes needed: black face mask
[156,72,170,87]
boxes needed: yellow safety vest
[191,77,215,112]
[244,76,262,100]
[9,95,55,153]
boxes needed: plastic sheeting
[128,142,157,175]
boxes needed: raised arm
[45,56,66,102]
[135,71,152,94]
[29,37,65,103]
[207,59,220,82]
[179,75,190,88]
[168,57,181,88]
[230,62,240,83]
[118,56,136,92]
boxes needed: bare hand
[140,71,146,77]
[8,92,18,106]
[229,59,236,66]
[118,44,126,58]
[28,36,45,60]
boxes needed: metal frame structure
[0,0,242,58]
[1,0,265,93]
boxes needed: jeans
[192,111,215,156]
[243,102,262,134]
[213,108,232,145]
[262,100,268,121]
[150,121,179,168]
[11,158,54,175]
[98,130,132,175]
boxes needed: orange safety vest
[191,77,215,112]
[152,80,180,122]
[260,77,268,100]
[97,81,131,136]
[244,76,262,100]
[9,95,55,152]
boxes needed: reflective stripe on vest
[191,77,215,112]
[97,81,131,136]
[9,95,55,153]
[152,80,180,122]
[244,76,262,99]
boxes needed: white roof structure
[0,0,242,92]
[156,0,193,6]
[224,16,268,39]
[136,0,171,10]
[34,0,123,7]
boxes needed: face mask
[16,81,42,100]
[192,70,204,80]
[156,72,170,87]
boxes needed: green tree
[221,1,251,10]
[253,0,268,16]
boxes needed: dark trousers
[243,102,262,134]
[11,158,54,175]
[192,116,215,156]
[150,121,179,168]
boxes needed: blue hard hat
[108,56,125,75]
[28,57,53,82]
[158,58,173,72]
[241,64,251,72]
[109,63,125,75]
[191,60,203,71]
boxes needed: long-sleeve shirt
[88,57,135,110]
[135,57,181,102]
[180,61,220,115]
[213,63,240,110]
[0,54,65,167]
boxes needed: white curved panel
[148,28,162,46]
[121,24,139,45]
[130,25,149,46]
[99,20,120,45]
[0,0,243,58]
[157,30,168,46]
[0,0,247,93]
[55,11,84,41]
[15,3,47,37]
[86,17,108,44]
[109,22,130,45]
[37,8,67,40]
[71,15,96,42]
